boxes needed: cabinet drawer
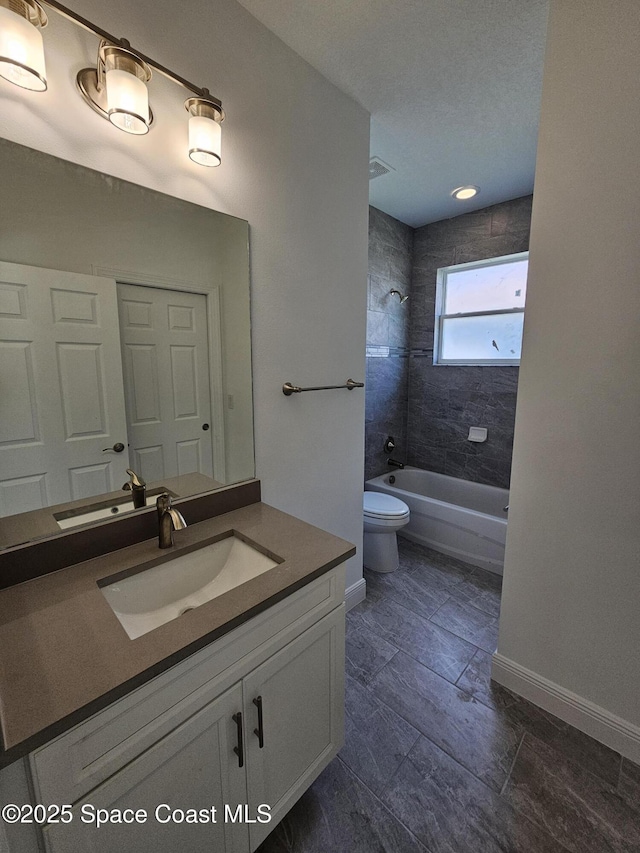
[30,565,345,805]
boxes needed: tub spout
[388,459,405,470]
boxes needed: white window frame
[433,251,528,366]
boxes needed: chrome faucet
[156,493,187,549]
[122,468,147,508]
[388,458,405,470]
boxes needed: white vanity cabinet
[243,608,344,850]
[24,567,346,853]
[42,684,248,853]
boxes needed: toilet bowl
[363,491,410,573]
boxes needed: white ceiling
[235,0,549,227]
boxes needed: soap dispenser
[122,468,147,508]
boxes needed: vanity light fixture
[78,41,152,135]
[0,0,225,163]
[0,0,48,91]
[186,94,224,167]
[452,185,480,200]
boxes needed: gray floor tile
[450,568,503,618]
[364,565,450,619]
[350,594,476,683]
[262,538,636,852]
[431,597,500,652]
[619,758,640,811]
[502,698,622,787]
[339,672,420,795]
[370,650,522,791]
[256,758,428,853]
[502,733,640,853]
[344,614,398,686]
[456,649,519,712]
[384,734,571,853]
[400,540,472,590]
[400,537,472,575]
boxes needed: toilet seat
[363,491,410,520]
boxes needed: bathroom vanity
[0,496,354,853]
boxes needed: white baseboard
[492,652,640,763]
[345,578,366,611]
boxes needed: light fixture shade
[104,48,150,135]
[186,97,223,167]
[0,3,47,92]
[188,115,221,166]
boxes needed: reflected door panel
[0,262,130,517]
[117,283,214,482]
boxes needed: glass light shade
[106,67,149,135]
[189,114,221,166]
[0,5,46,91]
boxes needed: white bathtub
[366,467,509,575]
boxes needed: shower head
[389,289,409,304]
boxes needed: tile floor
[258,538,640,853]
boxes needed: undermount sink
[54,488,176,530]
[99,534,281,639]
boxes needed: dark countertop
[0,502,355,766]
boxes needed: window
[434,252,528,365]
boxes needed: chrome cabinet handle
[232,712,244,768]
[253,696,264,748]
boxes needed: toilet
[363,491,410,573]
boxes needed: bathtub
[365,467,509,574]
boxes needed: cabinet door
[42,683,249,853]
[243,606,345,850]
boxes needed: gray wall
[497,0,640,743]
[0,0,370,593]
[365,207,413,481]
[406,197,532,490]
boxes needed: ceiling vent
[369,157,394,180]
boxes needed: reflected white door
[117,283,214,482]
[0,262,130,517]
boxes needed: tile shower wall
[365,207,414,481]
[407,196,532,489]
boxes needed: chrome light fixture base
[0,0,47,28]
[76,41,154,129]
[184,94,225,124]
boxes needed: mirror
[0,139,254,549]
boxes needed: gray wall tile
[406,196,531,490]
[365,206,413,481]
[366,197,531,489]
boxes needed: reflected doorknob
[103,442,126,453]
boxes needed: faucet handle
[156,492,172,513]
[123,468,146,490]
[155,493,187,527]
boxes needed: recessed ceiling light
[452,185,479,200]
